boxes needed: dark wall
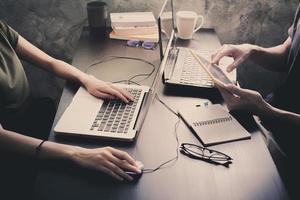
[0,0,298,105]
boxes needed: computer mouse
[125,161,144,182]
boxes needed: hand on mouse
[69,146,141,181]
[125,161,144,181]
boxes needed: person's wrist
[79,73,93,88]
[258,100,275,117]
[37,142,81,161]
[65,145,87,163]
[35,140,47,160]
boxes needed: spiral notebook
[179,104,251,146]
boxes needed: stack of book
[109,12,159,42]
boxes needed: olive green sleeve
[0,20,19,49]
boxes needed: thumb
[216,84,234,97]
[225,84,248,96]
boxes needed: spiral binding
[193,116,233,127]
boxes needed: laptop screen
[133,0,176,133]
[158,0,175,61]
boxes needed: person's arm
[15,35,133,103]
[0,126,141,181]
[211,37,292,72]
[217,84,300,126]
[265,104,300,125]
[250,37,292,71]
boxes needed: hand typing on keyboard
[90,88,142,134]
[81,75,134,103]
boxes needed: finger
[215,83,226,92]
[111,89,129,103]
[217,87,241,112]
[226,55,247,72]
[211,45,233,64]
[226,62,237,72]
[110,156,141,173]
[211,47,224,65]
[211,52,219,65]
[93,90,115,100]
[215,83,233,94]
[111,85,134,101]
[104,161,133,181]
[109,148,137,166]
[100,87,129,103]
[96,165,124,181]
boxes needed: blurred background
[0,0,298,106]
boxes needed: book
[178,104,251,146]
[110,12,156,27]
[112,25,158,35]
[109,30,159,42]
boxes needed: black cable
[154,94,178,117]
[85,56,156,85]
[128,65,155,83]
[85,57,181,173]
[155,95,233,167]
[143,116,181,173]
[142,94,232,172]
[112,80,141,86]
[142,95,181,173]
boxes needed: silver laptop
[160,0,235,88]
[54,84,150,141]
[54,1,173,142]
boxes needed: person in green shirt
[0,20,141,196]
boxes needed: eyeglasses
[126,40,157,50]
[180,143,233,167]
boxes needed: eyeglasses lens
[183,144,229,161]
[142,41,156,50]
[127,40,141,47]
[126,40,156,50]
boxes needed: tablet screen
[208,63,232,85]
[197,55,233,87]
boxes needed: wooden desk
[35,28,289,200]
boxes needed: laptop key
[90,88,142,133]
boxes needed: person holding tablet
[0,20,141,199]
[211,5,300,199]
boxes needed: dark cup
[87,1,108,37]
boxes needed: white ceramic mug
[176,11,204,39]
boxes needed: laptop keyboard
[179,49,213,87]
[90,88,142,134]
[173,48,213,87]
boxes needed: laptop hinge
[165,47,179,80]
[133,91,148,130]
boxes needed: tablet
[189,50,233,88]
[206,59,233,88]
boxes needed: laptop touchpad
[55,87,103,133]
